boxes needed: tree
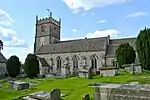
[24,54,39,78]
[0,40,3,51]
[136,27,150,70]
[115,42,136,67]
[6,55,21,78]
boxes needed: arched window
[41,26,46,32]
[90,55,97,69]
[56,57,61,69]
[72,55,78,69]
[40,37,45,45]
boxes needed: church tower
[34,12,61,53]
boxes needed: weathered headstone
[29,91,50,100]
[95,83,150,100]
[82,94,90,100]
[88,67,92,79]
[78,69,88,78]
[61,66,68,76]
[9,81,29,90]
[93,86,100,100]
[131,63,135,75]
[100,68,119,77]
[50,88,60,100]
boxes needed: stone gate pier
[94,83,150,100]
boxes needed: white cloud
[63,0,129,12]
[0,9,14,26]
[61,28,120,41]
[1,43,33,63]
[126,12,147,18]
[86,29,120,38]
[0,26,16,36]
[0,9,31,63]
[72,28,79,32]
[97,20,106,24]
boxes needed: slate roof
[106,37,136,58]
[38,57,49,67]
[0,53,6,63]
[106,45,119,58]
[36,37,108,54]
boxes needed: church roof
[38,57,49,67]
[106,45,118,58]
[36,37,108,54]
[0,53,6,63]
[106,37,136,58]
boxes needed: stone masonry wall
[37,51,105,74]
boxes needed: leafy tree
[136,27,150,70]
[24,54,39,78]
[6,55,21,78]
[0,40,3,50]
[116,42,136,67]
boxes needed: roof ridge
[59,36,108,43]
[110,37,136,40]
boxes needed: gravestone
[9,81,29,90]
[93,86,100,100]
[78,69,88,78]
[100,68,119,77]
[88,67,92,79]
[23,89,62,100]
[82,94,90,100]
[131,63,135,75]
[61,66,68,76]
[50,88,60,100]
[94,83,150,100]
[29,91,50,100]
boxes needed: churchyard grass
[1,71,150,100]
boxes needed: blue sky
[0,0,150,62]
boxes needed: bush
[116,42,136,67]
[6,55,21,78]
[24,54,39,78]
[136,28,150,70]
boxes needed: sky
[0,0,150,63]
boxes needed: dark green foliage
[24,54,39,78]
[6,55,21,78]
[116,42,136,67]
[136,28,150,70]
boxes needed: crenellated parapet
[36,15,61,27]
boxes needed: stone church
[34,13,139,76]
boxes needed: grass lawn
[1,71,150,100]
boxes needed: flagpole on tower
[46,9,52,17]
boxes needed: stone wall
[0,63,7,76]
[94,84,150,100]
[37,51,105,75]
